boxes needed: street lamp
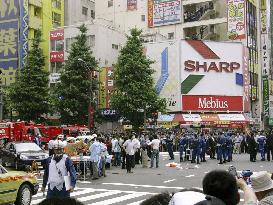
[77,58,94,130]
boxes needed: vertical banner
[0,0,20,85]
[147,0,182,28]
[227,0,246,40]
[19,0,29,69]
[127,0,137,11]
[263,77,269,117]
[243,47,250,112]
[99,68,107,109]
[106,67,114,108]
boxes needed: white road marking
[127,200,145,205]
[163,179,176,183]
[90,193,147,205]
[77,191,119,202]
[185,175,195,178]
[102,182,184,189]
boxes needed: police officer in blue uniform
[257,132,266,161]
[179,134,187,162]
[226,133,233,162]
[217,132,226,164]
[191,134,201,164]
[200,133,207,162]
[165,135,174,160]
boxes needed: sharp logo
[184,40,241,73]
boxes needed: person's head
[53,140,65,156]
[202,170,240,205]
[140,192,171,205]
[251,171,273,201]
[39,198,84,205]
[153,134,158,139]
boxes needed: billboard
[127,0,137,11]
[145,40,181,112]
[50,52,64,62]
[181,40,244,112]
[0,0,20,85]
[98,67,114,109]
[50,29,64,41]
[148,0,181,28]
[227,0,246,40]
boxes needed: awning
[158,113,250,126]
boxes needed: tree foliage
[53,24,98,125]
[7,30,49,121]
[111,28,166,128]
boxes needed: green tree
[7,30,49,122]
[111,28,166,129]
[53,24,98,125]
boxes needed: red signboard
[182,95,243,112]
[50,29,64,41]
[50,51,64,62]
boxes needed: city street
[30,152,273,205]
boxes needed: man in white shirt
[148,135,161,168]
[123,135,135,173]
[132,135,140,167]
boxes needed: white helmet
[53,140,65,149]
[92,134,97,139]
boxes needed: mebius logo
[198,97,228,109]
[184,40,241,73]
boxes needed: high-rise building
[0,0,64,86]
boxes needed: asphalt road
[28,152,273,205]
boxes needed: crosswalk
[31,187,154,205]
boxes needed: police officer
[200,133,206,162]
[191,134,201,164]
[165,135,174,160]
[179,134,187,162]
[257,131,266,161]
[217,132,226,164]
[226,134,233,162]
[207,133,216,159]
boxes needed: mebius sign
[181,40,245,112]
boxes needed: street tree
[111,28,166,129]
[7,30,49,122]
[53,24,98,125]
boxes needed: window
[168,32,174,40]
[112,44,118,50]
[82,6,88,15]
[91,10,95,19]
[87,35,95,47]
[65,37,77,51]
[52,0,61,9]
[51,62,63,73]
[108,0,113,7]
[51,40,56,51]
[141,15,145,22]
[52,12,61,27]
[34,7,41,17]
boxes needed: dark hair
[202,170,239,205]
[39,198,84,205]
[140,192,171,205]
[153,134,158,139]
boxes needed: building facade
[64,0,95,26]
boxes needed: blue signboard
[0,0,20,85]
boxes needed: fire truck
[62,125,90,138]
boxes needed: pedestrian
[41,140,77,199]
[226,134,233,162]
[98,138,107,177]
[248,132,257,162]
[34,133,41,147]
[140,135,148,168]
[89,137,102,180]
[132,134,141,167]
[48,136,57,156]
[207,133,216,159]
[148,134,161,168]
[191,134,201,164]
[165,134,174,160]
[257,131,266,161]
[200,133,206,162]
[179,134,187,162]
[123,134,135,173]
[217,132,226,164]
[266,131,273,161]
[234,133,242,154]
[112,135,122,166]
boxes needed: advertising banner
[146,40,181,112]
[106,67,114,108]
[50,51,64,62]
[263,77,269,117]
[243,46,250,112]
[260,0,267,34]
[98,67,113,109]
[227,0,246,40]
[182,95,243,112]
[0,0,19,85]
[127,0,137,11]
[99,68,107,109]
[50,29,64,41]
[147,0,181,28]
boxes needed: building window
[65,37,77,51]
[108,0,113,7]
[168,32,174,40]
[82,6,88,15]
[52,0,61,9]
[52,12,61,27]
[87,35,95,47]
[141,15,145,22]
[112,44,118,50]
[50,62,63,73]
[34,7,41,17]
[91,10,95,19]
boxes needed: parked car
[0,142,49,170]
[0,164,39,205]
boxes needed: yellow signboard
[99,68,107,109]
